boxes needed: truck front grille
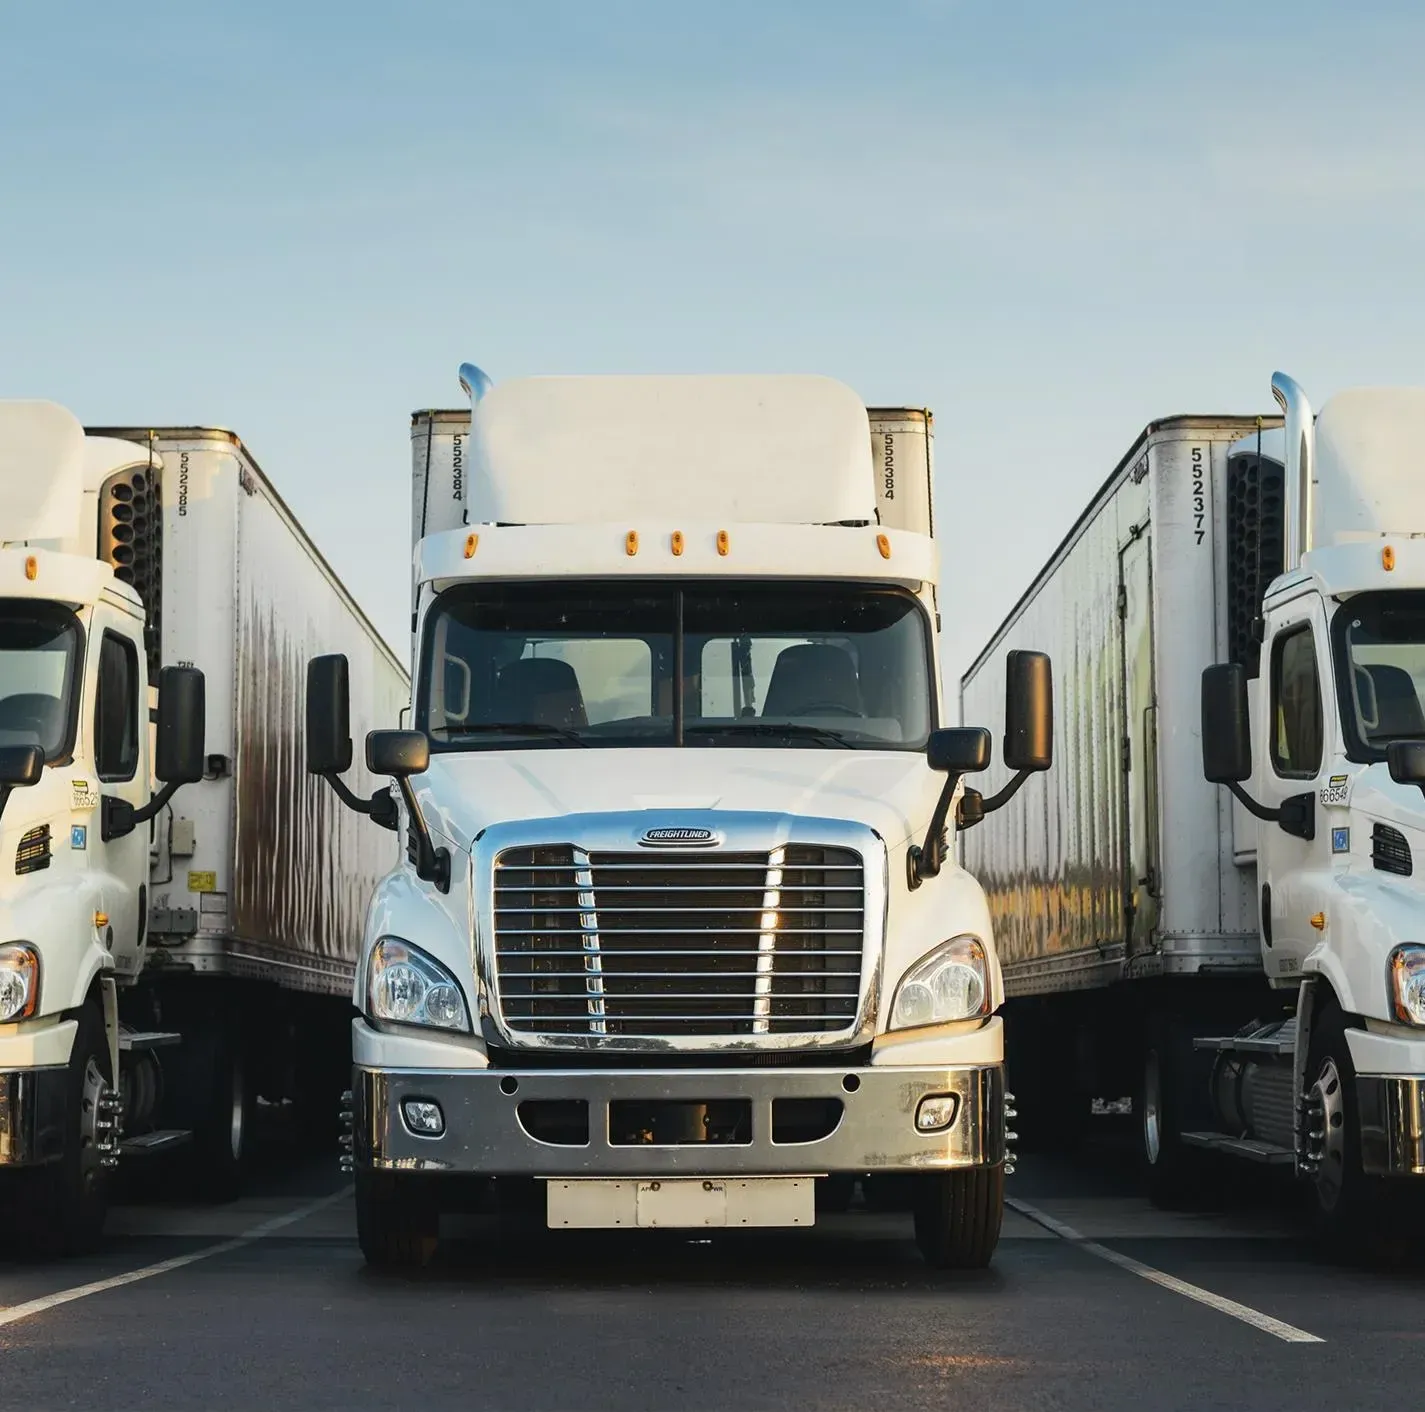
[493,844,865,1038]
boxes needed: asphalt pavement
[1,1118,1422,1411]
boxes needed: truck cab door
[88,616,147,979]
[1257,601,1331,982]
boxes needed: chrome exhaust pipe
[1271,371,1315,570]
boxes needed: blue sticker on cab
[71,825,87,850]
[1331,827,1350,854]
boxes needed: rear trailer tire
[16,1002,113,1256]
[1138,1018,1213,1210]
[913,1166,1004,1269]
[356,1171,439,1270]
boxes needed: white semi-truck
[0,402,406,1253]
[962,373,1425,1249]
[309,369,1053,1269]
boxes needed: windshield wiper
[685,722,854,748]
[432,723,590,747]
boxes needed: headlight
[1390,945,1425,1027]
[367,938,471,1032]
[0,944,39,1023]
[889,935,989,1031]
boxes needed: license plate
[546,1177,815,1230]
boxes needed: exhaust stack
[458,363,492,406]
[1271,371,1314,571]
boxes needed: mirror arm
[907,772,963,890]
[979,768,1032,817]
[320,770,399,831]
[1225,781,1281,823]
[394,776,450,893]
[103,779,187,842]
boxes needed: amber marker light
[717,530,730,556]
[876,534,891,560]
[24,556,38,581]
[1383,545,1396,571]
[626,531,639,556]
[671,531,685,557]
[463,534,478,559]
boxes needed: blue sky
[4,0,1423,692]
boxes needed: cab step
[1180,1131,1295,1164]
[119,1030,184,1051]
[118,1129,193,1156]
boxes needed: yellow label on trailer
[187,870,217,893]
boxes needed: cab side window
[95,632,139,782]
[1270,624,1323,778]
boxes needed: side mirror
[1201,663,1252,783]
[0,744,44,789]
[1004,650,1053,772]
[307,655,353,776]
[927,727,990,774]
[155,666,206,785]
[1388,740,1425,789]
[367,730,430,778]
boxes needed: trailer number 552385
[1191,447,1206,544]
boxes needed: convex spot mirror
[1388,740,1425,789]
[0,744,44,788]
[367,729,430,779]
[927,727,991,774]
[155,666,206,785]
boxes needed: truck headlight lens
[1389,945,1425,1027]
[889,935,989,1031]
[0,944,39,1022]
[368,938,471,1033]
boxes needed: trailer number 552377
[1191,447,1206,545]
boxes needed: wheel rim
[1142,1049,1163,1165]
[79,1055,108,1192]
[228,1059,246,1163]
[1308,1056,1347,1213]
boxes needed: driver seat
[763,644,863,718]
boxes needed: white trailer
[963,374,1425,1249]
[312,369,1052,1271]
[0,405,406,1253]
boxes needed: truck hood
[413,748,945,855]
[1347,763,1425,837]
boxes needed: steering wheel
[791,701,862,718]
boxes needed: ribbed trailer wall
[91,427,409,997]
[961,418,1266,999]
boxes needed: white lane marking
[0,1186,352,1330]
[1007,1197,1324,1345]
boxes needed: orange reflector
[876,534,891,560]
[717,530,730,557]
[463,533,478,559]
[1383,544,1396,571]
[626,531,639,556]
[24,556,37,581]
[671,531,685,557]
[94,912,109,929]
[1310,911,1326,932]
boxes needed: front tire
[912,1166,1004,1269]
[356,1170,439,1270]
[15,1001,113,1256]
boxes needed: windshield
[0,601,82,762]
[417,580,934,751]
[1334,590,1425,760]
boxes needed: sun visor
[466,375,876,526]
[0,400,86,543]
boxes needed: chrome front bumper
[355,1062,1006,1177]
[0,1066,68,1166]
[1358,1076,1425,1177]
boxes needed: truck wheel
[1138,1018,1211,1209]
[190,1030,252,1203]
[17,1002,113,1256]
[912,1166,1004,1269]
[356,1171,439,1270]
[1305,1002,1383,1251]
